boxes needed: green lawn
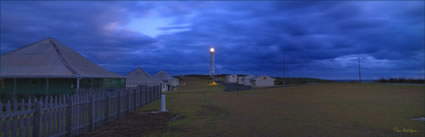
[141,76,424,137]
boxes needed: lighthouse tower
[209,48,215,78]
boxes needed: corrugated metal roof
[0,38,124,78]
[126,67,160,86]
[154,71,176,81]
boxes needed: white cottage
[251,75,275,87]
[237,76,244,85]
[154,71,179,92]
[241,75,256,86]
[226,74,238,83]
[125,67,160,87]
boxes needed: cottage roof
[0,38,123,78]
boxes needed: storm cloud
[1,1,423,79]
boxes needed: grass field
[141,76,424,137]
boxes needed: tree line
[376,78,424,84]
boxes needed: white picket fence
[0,86,161,137]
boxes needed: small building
[0,38,125,98]
[237,76,244,85]
[226,74,238,83]
[251,75,276,87]
[241,75,257,86]
[125,67,160,87]
[154,71,179,92]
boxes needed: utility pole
[358,57,362,83]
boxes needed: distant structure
[0,38,125,97]
[125,67,160,87]
[209,48,215,78]
[239,75,275,87]
[241,75,257,86]
[237,76,244,84]
[154,71,179,92]
[226,74,238,83]
[251,75,276,87]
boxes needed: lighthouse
[209,48,215,78]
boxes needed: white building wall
[253,76,275,87]
[237,77,244,84]
[226,75,238,83]
[174,79,179,86]
[160,82,168,92]
[160,79,179,92]
[242,75,256,86]
[243,80,253,86]
[172,79,179,86]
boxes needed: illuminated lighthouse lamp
[208,47,217,86]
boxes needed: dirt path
[78,112,173,137]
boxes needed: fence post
[150,87,152,102]
[147,86,149,104]
[145,86,148,104]
[157,86,159,99]
[157,86,160,99]
[117,89,121,118]
[0,101,2,134]
[105,93,110,121]
[134,88,137,111]
[89,95,95,131]
[148,87,151,103]
[142,86,146,105]
[127,88,131,113]
[154,86,156,99]
[155,86,157,99]
[66,97,73,137]
[33,100,42,137]
[161,94,167,112]
[151,87,153,102]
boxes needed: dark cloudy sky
[1,1,424,80]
